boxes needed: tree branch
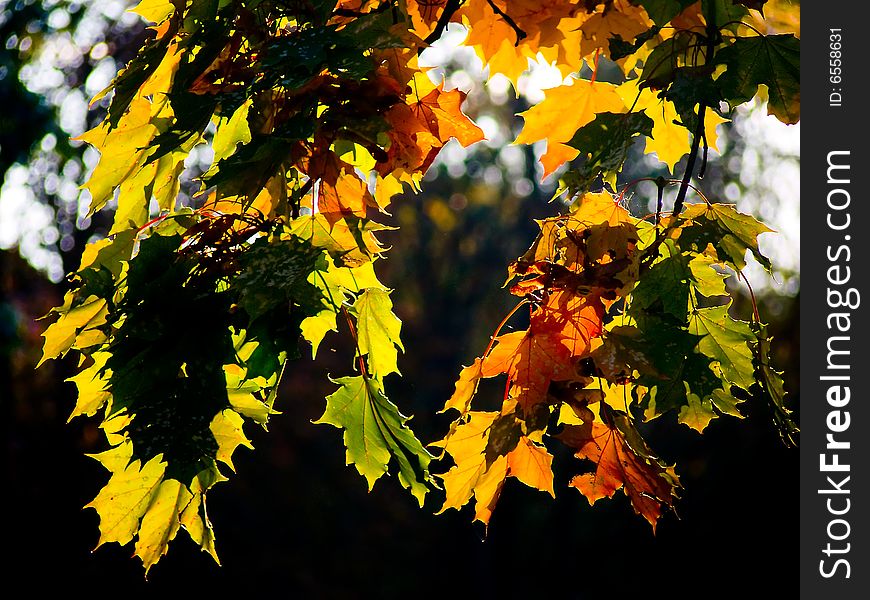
[486,0,526,46]
[423,0,463,46]
[671,24,717,216]
[670,102,706,217]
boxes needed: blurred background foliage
[2,1,798,595]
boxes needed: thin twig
[486,0,526,45]
[671,26,716,217]
[422,0,463,47]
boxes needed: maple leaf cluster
[36,0,799,571]
[435,192,680,528]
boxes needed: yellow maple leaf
[442,358,484,415]
[39,294,109,366]
[618,79,728,171]
[515,79,625,174]
[210,409,254,472]
[569,190,633,226]
[578,0,652,58]
[134,479,192,573]
[436,411,498,511]
[66,352,112,421]
[129,0,175,24]
[77,96,161,213]
[437,411,555,525]
[86,454,167,548]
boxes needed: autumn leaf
[616,79,728,171]
[210,409,254,472]
[677,202,774,271]
[407,0,451,39]
[530,290,605,356]
[515,79,625,173]
[481,329,574,412]
[354,288,405,378]
[568,191,634,226]
[559,409,679,529]
[435,410,555,526]
[57,0,798,563]
[412,85,486,147]
[379,77,484,177]
[86,452,168,549]
[715,34,800,124]
[133,478,192,572]
[316,376,433,505]
[129,0,175,24]
[442,358,484,415]
[76,96,160,213]
[66,352,112,421]
[578,0,652,58]
[38,295,109,366]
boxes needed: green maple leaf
[234,236,324,321]
[715,34,800,124]
[752,322,799,446]
[677,203,773,271]
[603,318,743,432]
[630,250,692,322]
[687,253,729,297]
[316,376,433,505]
[688,304,756,389]
[353,288,404,379]
[566,111,653,193]
[702,0,749,29]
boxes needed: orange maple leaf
[459,0,585,85]
[482,329,573,413]
[559,414,679,530]
[412,86,486,147]
[477,292,604,413]
[436,410,555,526]
[299,149,378,223]
[407,0,452,39]
[531,290,605,356]
[378,81,483,176]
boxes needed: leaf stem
[589,48,601,84]
[737,270,761,324]
[342,305,369,378]
[482,299,529,359]
[616,176,657,204]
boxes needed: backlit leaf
[715,34,800,124]
[316,376,432,505]
[354,288,404,379]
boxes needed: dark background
[2,1,799,596]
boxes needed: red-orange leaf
[559,414,679,530]
[411,85,485,148]
[482,330,573,412]
[530,290,604,356]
